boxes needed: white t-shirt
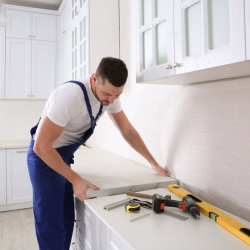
[33,76,122,148]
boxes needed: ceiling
[0,0,63,10]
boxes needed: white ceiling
[0,0,63,10]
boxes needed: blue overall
[27,81,103,250]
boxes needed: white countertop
[0,140,31,149]
[84,188,250,250]
[72,147,177,197]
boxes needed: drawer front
[75,197,94,223]
[106,226,134,250]
[76,214,94,250]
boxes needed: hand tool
[130,213,150,222]
[167,184,250,246]
[126,191,171,200]
[152,194,200,219]
[125,202,140,213]
[104,198,132,211]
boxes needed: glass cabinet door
[136,0,175,83]
[174,0,246,75]
[71,6,89,80]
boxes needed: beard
[95,86,110,106]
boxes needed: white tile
[144,105,160,116]
[235,76,250,88]
[219,121,250,138]
[236,105,250,121]
[236,203,250,222]
[175,105,203,119]
[159,84,180,94]
[236,138,250,156]
[191,119,218,134]
[191,172,219,193]
[217,181,238,201]
[179,83,204,93]
[205,134,235,152]
[204,162,237,184]
[219,88,250,104]
[165,141,191,157]
[150,95,169,106]
[159,151,180,168]
[180,156,204,173]
[235,186,250,207]
[220,151,250,172]
[172,167,191,183]
[159,105,178,117]
[169,93,190,106]
[169,118,191,132]
[143,84,160,96]
[202,105,235,120]
[191,146,220,164]
[166,131,204,146]
[237,171,250,190]
[189,91,218,105]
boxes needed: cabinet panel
[0,150,6,206]
[6,10,32,39]
[7,148,32,204]
[60,0,71,40]
[32,13,57,42]
[174,0,246,75]
[0,27,5,99]
[5,38,31,99]
[32,40,56,99]
[136,0,175,83]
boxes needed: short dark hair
[96,57,128,87]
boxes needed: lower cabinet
[0,147,33,211]
[73,198,133,250]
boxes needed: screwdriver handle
[126,191,153,199]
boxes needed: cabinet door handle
[63,31,66,33]
[17,151,28,153]
[32,95,35,97]
[33,36,35,38]
[71,242,76,250]
[173,63,180,67]
[74,219,80,223]
[76,12,79,15]
[166,65,172,69]
[28,95,31,97]
[29,35,31,37]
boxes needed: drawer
[75,197,94,224]
[106,226,133,250]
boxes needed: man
[27,57,169,250]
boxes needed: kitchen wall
[87,0,250,222]
[0,100,45,141]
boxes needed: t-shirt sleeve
[107,97,122,114]
[46,89,81,127]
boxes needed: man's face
[93,75,124,106]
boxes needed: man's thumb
[89,182,100,190]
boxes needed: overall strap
[65,80,103,127]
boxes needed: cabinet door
[5,38,32,99]
[7,148,32,204]
[60,0,72,40]
[6,10,32,39]
[136,0,175,83]
[32,13,57,42]
[0,150,6,206]
[0,27,5,99]
[174,0,246,74]
[32,40,56,99]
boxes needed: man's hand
[72,176,100,202]
[151,163,169,176]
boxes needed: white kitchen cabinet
[136,0,247,83]
[5,38,56,99]
[60,0,71,41]
[5,38,32,99]
[0,150,6,206]
[32,40,56,99]
[246,0,250,60]
[6,148,32,204]
[0,27,5,99]
[136,0,175,83]
[32,13,57,42]
[174,0,246,75]
[6,10,32,39]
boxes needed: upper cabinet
[136,0,248,83]
[32,13,57,41]
[174,0,246,75]
[6,10,32,39]
[6,10,56,42]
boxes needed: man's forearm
[122,128,157,165]
[34,143,80,184]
